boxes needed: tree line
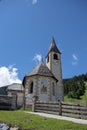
[63,73,87,99]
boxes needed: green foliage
[64,74,86,99]
[0,110,87,130]
[64,81,87,103]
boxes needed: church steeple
[49,37,61,53]
[46,37,64,101]
[46,37,61,58]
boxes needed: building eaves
[26,62,58,81]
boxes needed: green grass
[64,82,87,104]
[0,110,87,130]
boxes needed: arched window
[54,53,58,60]
[47,56,49,63]
[30,82,33,94]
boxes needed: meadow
[0,110,87,130]
[0,83,87,130]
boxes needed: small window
[54,54,58,60]
[30,82,33,94]
[47,56,49,63]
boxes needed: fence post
[58,100,62,116]
[32,99,36,112]
[32,96,38,112]
[78,104,81,119]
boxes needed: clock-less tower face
[46,52,61,81]
[46,37,62,81]
[53,53,61,79]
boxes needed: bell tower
[46,37,64,101]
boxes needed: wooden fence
[32,101,87,119]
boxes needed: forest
[63,73,87,99]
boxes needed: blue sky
[0,0,87,86]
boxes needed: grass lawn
[0,110,87,130]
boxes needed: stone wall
[24,75,58,108]
[8,91,24,108]
[0,95,17,110]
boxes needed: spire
[46,37,61,57]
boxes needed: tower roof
[26,61,58,81]
[46,37,61,58]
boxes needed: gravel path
[26,112,87,125]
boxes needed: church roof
[26,62,58,81]
[46,37,61,57]
[7,83,24,91]
[0,83,24,95]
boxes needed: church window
[54,53,58,60]
[52,83,55,96]
[47,56,49,63]
[30,82,33,94]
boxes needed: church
[22,37,64,106]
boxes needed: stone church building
[23,37,64,106]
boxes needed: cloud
[0,65,22,87]
[72,54,78,61]
[32,0,38,4]
[33,54,42,64]
[72,54,78,66]
[25,0,38,6]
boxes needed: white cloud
[32,0,38,4]
[72,54,78,66]
[72,54,78,61]
[0,65,22,87]
[33,54,42,64]
[25,0,38,6]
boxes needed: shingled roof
[26,62,58,81]
[46,37,61,58]
[7,83,24,91]
[0,83,24,95]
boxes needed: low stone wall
[0,95,17,110]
